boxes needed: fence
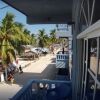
[56,54,69,68]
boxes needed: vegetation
[50,29,57,44]
[0,12,59,68]
[38,29,48,48]
[0,13,36,68]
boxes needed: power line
[0,6,9,9]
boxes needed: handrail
[11,79,72,100]
[10,80,33,100]
[56,54,69,60]
[56,53,69,68]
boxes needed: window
[88,38,97,75]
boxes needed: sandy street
[14,54,57,86]
[0,54,58,100]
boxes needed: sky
[0,1,72,36]
[0,1,57,35]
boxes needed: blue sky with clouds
[0,1,57,34]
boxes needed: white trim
[96,38,99,77]
[81,40,86,100]
[77,20,100,39]
[88,69,100,87]
[93,35,98,100]
[83,39,88,100]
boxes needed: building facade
[1,0,100,100]
[72,0,100,100]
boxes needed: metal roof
[2,0,73,24]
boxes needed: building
[1,0,100,100]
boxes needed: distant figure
[51,46,54,55]
[62,47,65,54]
[19,65,23,74]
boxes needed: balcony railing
[11,79,72,100]
[56,53,69,68]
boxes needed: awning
[77,20,100,39]
[2,0,73,24]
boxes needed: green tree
[38,29,48,48]
[50,29,57,44]
[0,13,31,67]
[14,23,32,54]
[30,33,37,46]
[0,13,16,66]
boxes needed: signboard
[56,24,68,31]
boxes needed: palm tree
[38,29,48,48]
[50,29,57,44]
[0,13,30,67]
[23,28,33,45]
[15,23,31,45]
[30,33,37,46]
[0,13,16,66]
[14,23,32,54]
[0,13,17,80]
[0,13,36,80]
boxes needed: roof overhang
[2,0,73,24]
[77,20,100,39]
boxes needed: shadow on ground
[14,64,58,86]
[50,58,56,63]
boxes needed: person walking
[51,46,54,55]
[19,65,23,74]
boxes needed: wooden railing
[11,79,72,100]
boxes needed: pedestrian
[51,46,54,55]
[62,47,65,54]
[19,65,23,74]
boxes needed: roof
[77,20,100,39]
[2,0,73,24]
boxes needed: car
[31,47,42,55]
[41,48,49,53]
